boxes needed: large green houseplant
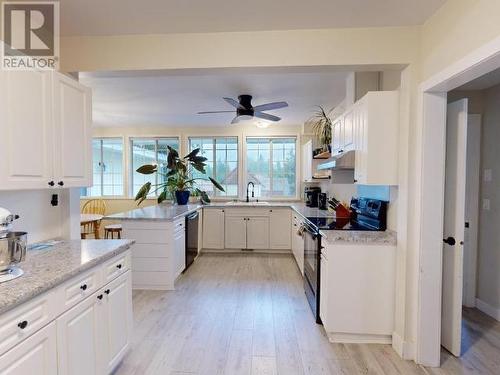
[310,106,333,152]
[134,146,225,205]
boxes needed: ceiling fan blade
[197,111,235,114]
[230,116,240,124]
[223,97,244,109]
[254,112,281,122]
[252,101,288,112]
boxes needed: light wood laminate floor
[114,253,500,375]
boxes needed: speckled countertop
[321,229,397,245]
[0,239,134,315]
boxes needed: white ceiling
[79,68,349,128]
[61,0,446,36]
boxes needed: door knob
[443,237,456,246]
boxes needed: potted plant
[134,146,225,205]
[310,106,333,152]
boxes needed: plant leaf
[167,146,179,169]
[208,176,225,192]
[136,164,157,175]
[134,182,151,205]
[192,163,206,174]
[184,148,200,159]
[157,190,167,204]
[200,191,211,204]
[191,156,208,164]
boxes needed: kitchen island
[0,239,134,375]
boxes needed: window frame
[187,136,239,198]
[129,136,180,198]
[83,137,126,198]
[244,136,299,200]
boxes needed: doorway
[416,36,500,367]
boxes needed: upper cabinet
[0,70,92,191]
[331,91,399,186]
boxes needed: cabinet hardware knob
[97,294,103,300]
[17,320,28,329]
[353,179,358,183]
[443,237,456,246]
[270,209,273,212]
[339,149,344,153]
[48,181,55,186]
[57,181,64,186]
[116,264,122,269]
[222,210,224,212]
[80,284,88,291]
[104,289,110,295]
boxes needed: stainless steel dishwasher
[185,210,199,271]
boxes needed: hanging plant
[134,146,225,205]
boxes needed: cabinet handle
[80,284,88,291]
[57,181,64,186]
[48,181,55,186]
[269,209,273,212]
[353,179,358,183]
[116,264,122,269]
[17,320,28,329]
[339,149,344,153]
[104,289,110,295]
[222,210,224,213]
[97,294,103,300]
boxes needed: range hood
[317,150,355,171]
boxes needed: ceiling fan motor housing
[237,95,254,118]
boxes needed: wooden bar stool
[104,224,122,239]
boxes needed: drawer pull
[116,264,122,269]
[97,294,103,300]
[80,284,88,291]
[104,289,110,295]
[17,320,28,329]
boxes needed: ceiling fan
[197,95,288,124]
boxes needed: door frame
[416,35,500,367]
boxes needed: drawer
[132,257,170,272]
[123,228,172,244]
[103,251,130,283]
[131,243,169,258]
[57,267,101,312]
[0,291,56,356]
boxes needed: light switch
[484,169,492,182]
[483,199,491,211]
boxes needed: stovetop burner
[0,266,24,283]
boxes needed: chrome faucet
[246,182,255,203]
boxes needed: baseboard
[392,331,415,360]
[327,332,392,344]
[476,298,500,321]
[132,284,174,291]
[201,248,292,254]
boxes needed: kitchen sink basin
[224,201,270,206]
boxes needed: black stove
[307,197,388,232]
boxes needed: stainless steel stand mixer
[0,207,26,283]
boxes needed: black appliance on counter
[185,211,199,271]
[318,193,328,210]
[303,221,322,324]
[302,197,388,322]
[304,187,321,207]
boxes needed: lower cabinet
[173,226,186,279]
[0,322,57,374]
[224,215,270,250]
[202,209,225,249]
[291,214,304,275]
[246,217,269,249]
[224,216,247,249]
[56,271,132,375]
[269,209,291,249]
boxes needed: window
[246,137,296,198]
[82,138,124,197]
[130,137,180,197]
[188,137,238,197]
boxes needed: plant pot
[175,190,191,205]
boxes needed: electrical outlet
[484,169,492,182]
[482,198,491,211]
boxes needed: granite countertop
[0,239,134,315]
[321,229,397,245]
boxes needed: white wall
[476,84,500,313]
[0,189,77,243]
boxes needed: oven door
[303,223,322,324]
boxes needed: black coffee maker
[305,187,321,207]
[318,193,328,210]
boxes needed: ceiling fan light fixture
[256,120,270,129]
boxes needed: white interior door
[441,99,468,357]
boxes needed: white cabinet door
[173,229,186,278]
[246,217,270,250]
[320,254,328,330]
[203,209,225,249]
[56,291,104,375]
[343,108,355,151]
[354,104,367,184]
[53,73,92,188]
[102,272,133,373]
[269,209,291,249]
[225,216,247,249]
[0,70,54,190]
[302,140,313,182]
[332,118,343,153]
[0,322,57,375]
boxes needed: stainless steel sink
[225,201,270,206]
